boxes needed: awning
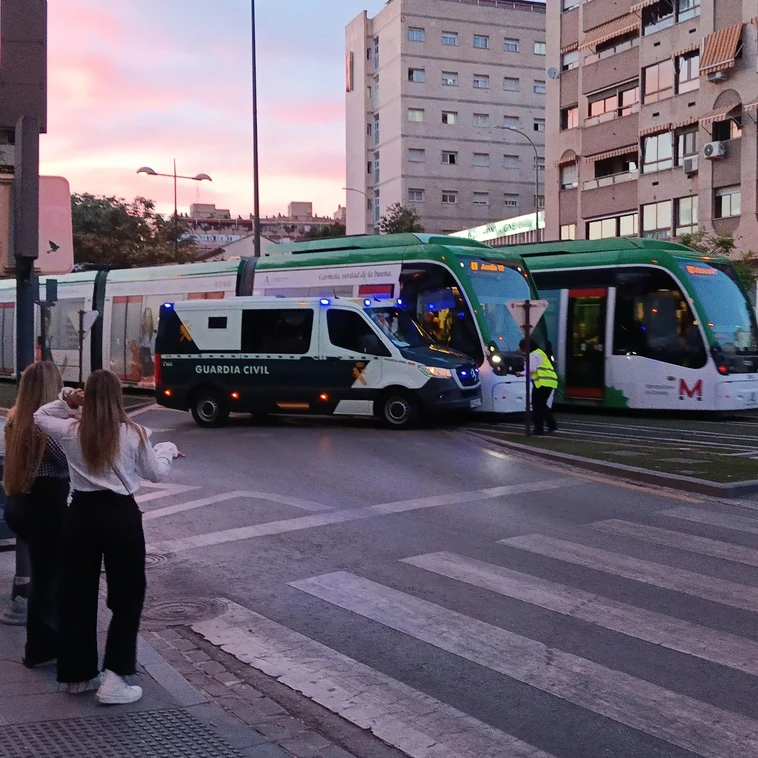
[630,0,658,11]
[672,42,700,59]
[640,123,671,137]
[557,151,578,166]
[700,23,743,75]
[743,97,758,113]
[584,145,638,163]
[561,41,579,54]
[579,14,640,50]
[672,116,698,130]
[699,104,740,125]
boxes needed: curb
[460,430,758,499]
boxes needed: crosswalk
[191,504,758,758]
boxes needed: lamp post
[136,162,212,256]
[251,0,261,257]
[498,125,542,242]
[343,187,371,233]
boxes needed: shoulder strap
[110,462,133,495]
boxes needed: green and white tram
[511,238,758,411]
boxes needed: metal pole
[251,0,261,257]
[173,158,178,257]
[524,300,532,438]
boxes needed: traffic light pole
[524,300,532,438]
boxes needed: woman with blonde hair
[3,361,68,669]
[35,369,182,704]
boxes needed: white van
[155,297,482,429]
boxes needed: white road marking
[663,507,758,536]
[403,551,758,676]
[136,482,199,504]
[592,520,758,567]
[193,600,554,758]
[148,478,579,555]
[291,571,758,758]
[500,534,758,612]
[142,490,332,522]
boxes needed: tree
[71,193,198,269]
[303,222,346,240]
[378,203,424,234]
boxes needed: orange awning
[630,0,658,10]
[584,145,638,163]
[561,41,579,54]
[579,14,640,50]
[639,123,671,137]
[700,23,743,75]
[743,97,758,113]
[673,116,698,130]
[557,151,578,166]
[699,104,740,125]
[672,42,700,59]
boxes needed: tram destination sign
[506,299,548,335]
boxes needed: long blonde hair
[78,370,144,475]
[3,362,63,496]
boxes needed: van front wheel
[377,390,420,430]
[191,390,230,428]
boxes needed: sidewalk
[0,551,360,758]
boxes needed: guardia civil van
[154,297,482,429]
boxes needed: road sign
[69,310,98,335]
[506,299,548,335]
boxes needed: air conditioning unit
[683,156,699,174]
[703,141,726,159]
[706,70,728,83]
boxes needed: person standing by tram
[517,339,559,436]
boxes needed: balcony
[585,102,639,128]
[583,170,639,190]
[584,37,639,66]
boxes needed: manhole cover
[145,552,171,569]
[142,598,226,626]
[0,708,241,757]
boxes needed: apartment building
[545,0,758,248]
[345,0,548,236]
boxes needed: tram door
[565,288,606,400]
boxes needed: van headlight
[419,365,453,379]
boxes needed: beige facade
[345,0,548,236]
[546,0,758,250]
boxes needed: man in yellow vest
[518,339,558,435]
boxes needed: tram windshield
[365,307,432,349]
[679,261,758,359]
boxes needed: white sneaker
[95,669,143,705]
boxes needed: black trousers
[57,491,146,684]
[532,386,557,434]
[6,478,69,664]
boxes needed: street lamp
[251,0,261,257]
[343,187,371,232]
[497,126,542,242]
[136,161,212,256]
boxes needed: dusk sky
[41,0,386,220]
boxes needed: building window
[408,68,425,83]
[408,148,425,162]
[473,192,490,206]
[675,196,698,236]
[587,84,639,126]
[373,190,380,224]
[675,52,699,94]
[561,51,579,71]
[713,117,742,141]
[642,132,673,173]
[408,27,425,42]
[643,60,674,103]
[473,113,490,126]
[473,152,490,167]
[561,105,579,130]
[374,152,380,182]
[534,80,546,95]
[533,118,546,133]
[503,77,520,92]
[677,0,700,21]
[503,154,520,169]
[642,0,674,36]
[642,200,672,239]
[675,128,698,166]
[560,163,578,189]
[504,194,519,207]
[373,115,380,145]
[534,156,546,171]
[408,188,425,203]
[534,41,546,55]
[442,111,458,125]
[366,123,372,136]
[442,31,458,46]
[441,71,458,86]
[587,153,639,188]
[473,34,490,49]
[373,37,380,69]
[504,38,520,53]
[407,108,425,122]
[535,195,546,209]
[562,0,580,9]
[504,116,520,129]
[560,224,577,240]
[442,151,458,166]
[372,76,380,109]
[442,190,458,205]
[587,213,638,239]
[473,74,490,89]
[715,186,741,218]
[366,161,372,175]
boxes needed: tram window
[613,270,706,368]
[327,309,390,356]
[241,309,313,354]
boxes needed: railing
[584,38,639,66]
[583,170,639,190]
[440,0,546,10]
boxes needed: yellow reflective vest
[531,349,558,390]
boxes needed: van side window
[241,309,313,354]
[327,309,391,356]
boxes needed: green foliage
[378,203,424,234]
[71,193,198,269]
[303,222,346,240]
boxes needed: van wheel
[191,390,230,428]
[377,390,420,430]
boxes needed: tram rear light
[319,393,329,402]
[163,389,172,398]
[718,365,729,375]
[231,392,240,400]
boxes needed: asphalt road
[134,405,758,758]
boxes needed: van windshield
[365,307,432,348]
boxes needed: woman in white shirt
[35,369,182,704]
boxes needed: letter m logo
[679,378,703,401]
